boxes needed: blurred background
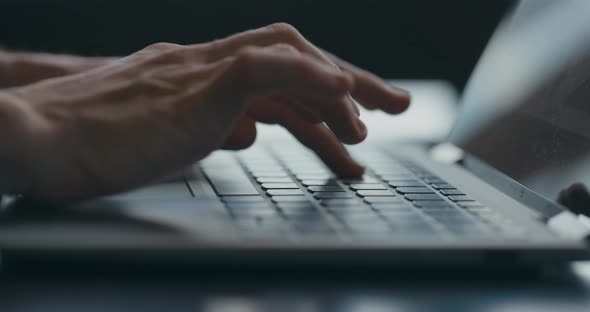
[0,0,513,91]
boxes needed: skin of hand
[0,49,114,88]
[558,183,590,216]
[0,23,410,201]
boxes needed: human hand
[2,23,409,200]
[558,183,590,216]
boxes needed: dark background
[0,0,513,90]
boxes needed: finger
[284,95,367,139]
[221,116,257,150]
[558,183,590,215]
[351,95,361,116]
[247,98,365,177]
[207,46,366,143]
[322,49,411,114]
[268,95,322,123]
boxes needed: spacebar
[202,165,259,196]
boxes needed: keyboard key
[356,190,395,197]
[282,207,321,217]
[256,177,293,183]
[320,198,361,206]
[301,179,338,186]
[202,167,259,196]
[405,194,444,201]
[423,178,446,184]
[448,195,474,202]
[349,184,387,190]
[290,168,330,175]
[249,168,288,174]
[431,183,455,190]
[267,189,305,196]
[233,209,282,219]
[296,174,334,180]
[272,196,310,203]
[327,205,373,214]
[422,209,467,218]
[340,176,378,184]
[364,197,402,204]
[458,202,485,208]
[221,196,265,203]
[276,202,316,209]
[308,185,344,192]
[261,183,299,190]
[372,203,414,211]
[380,174,415,181]
[314,192,353,199]
[112,182,193,200]
[230,207,278,217]
[388,181,425,187]
[440,189,465,196]
[373,168,411,175]
[225,202,270,209]
[395,187,434,194]
[413,201,453,208]
[246,165,283,172]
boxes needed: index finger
[322,49,411,114]
[247,98,365,177]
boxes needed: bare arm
[0,49,113,88]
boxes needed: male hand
[558,183,590,216]
[2,23,410,200]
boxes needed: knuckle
[271,43,298,54]
[232,48,260,76]
[145,42,181,52]
[143,42,181,53]
[204,39,224,61]
[266,22,302,42]
[134,42,186,65]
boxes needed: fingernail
[349,95,361,116]
[356,119,367,140]
[390,85,411,98]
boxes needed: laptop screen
[448,0,590,201]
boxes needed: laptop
[1,0,590,267]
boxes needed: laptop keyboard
[197,147,526,242]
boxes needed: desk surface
[1,80,589,311]
[1,263,590,311]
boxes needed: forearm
[0,49,113,88]
[0,91,35,194]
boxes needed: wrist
[0,50,114,88]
